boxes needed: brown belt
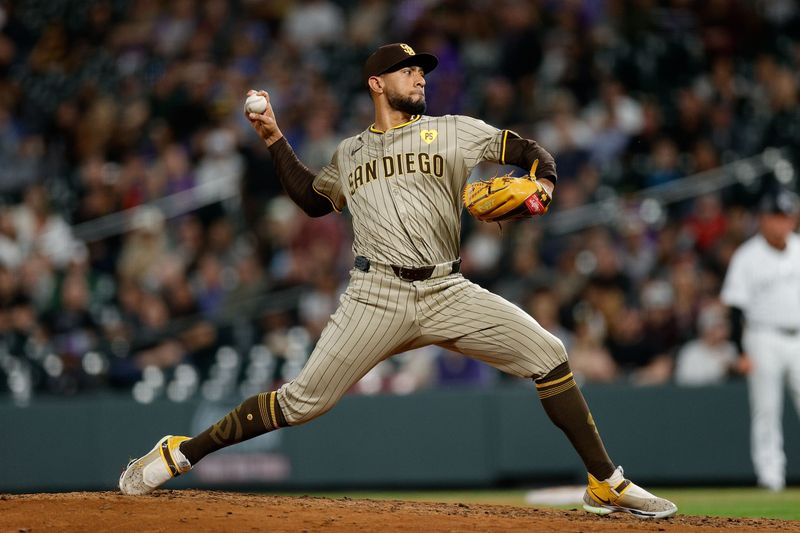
[355,256,461,282]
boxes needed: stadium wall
[1,383,799,492]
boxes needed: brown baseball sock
[178,391,288,465]
[535,362,615,480]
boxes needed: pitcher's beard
[387,92,426,115]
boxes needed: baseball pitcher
[119,44,676,519]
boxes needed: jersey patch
[420,129,438,144]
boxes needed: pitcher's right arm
[246,90,334,217]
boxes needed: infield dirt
[1,490,797,532]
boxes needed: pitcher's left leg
[417,276,676,518]
[417,278,613,477]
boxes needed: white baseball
[245,94,267,114]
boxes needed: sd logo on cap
[362,43,438,85]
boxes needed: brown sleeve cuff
[503,135,558,182]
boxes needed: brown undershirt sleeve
[503,135,558,182]
[268,137,334,217]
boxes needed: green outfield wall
[1,382,799,492]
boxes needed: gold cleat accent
[119,435,192,495]
[583,466,677,519]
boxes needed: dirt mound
[0,490,796,532]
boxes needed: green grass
[656,487,800,520]
[292,487,800,520]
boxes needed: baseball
[245,94,267,114]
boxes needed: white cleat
[582,466,677,519]
[119,435,192,495]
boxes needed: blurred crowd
[1,0,799,402]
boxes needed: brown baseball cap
[363,43,438,85]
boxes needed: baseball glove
[462,160,551,222]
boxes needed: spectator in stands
[685,193,728,253]
[525,288,573,351]
[618,217,657,284]
[644,138,683,188]
[0,207,22,269]
[130,291,186,371]
[117,206,172,289]
[298,111,341,171]
[668,89,708,153]
[42,271,99,359]
[492,246,555,305]
[567,319,617,384]
[605,306,673,386]
[0,1,798,397]
[298,270,342,339]
[585,80,644,168]
[534,91,593,181]
[641,279,681,357]
[762,67,800,151]
[674,301,738,386]
[192,253,227,319]
[283,0,345,52]
[12,184,78,269]
[0,264,16,319]
[459,221,504,287]
[36,270,100,393]
[221,248,270,321]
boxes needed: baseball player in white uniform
[119,43,676,518]
[721,187,800,491]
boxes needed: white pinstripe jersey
[312,114,512,267]
[721,232,800,328]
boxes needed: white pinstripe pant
[277,266,568,425]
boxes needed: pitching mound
[1,490,796,532]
